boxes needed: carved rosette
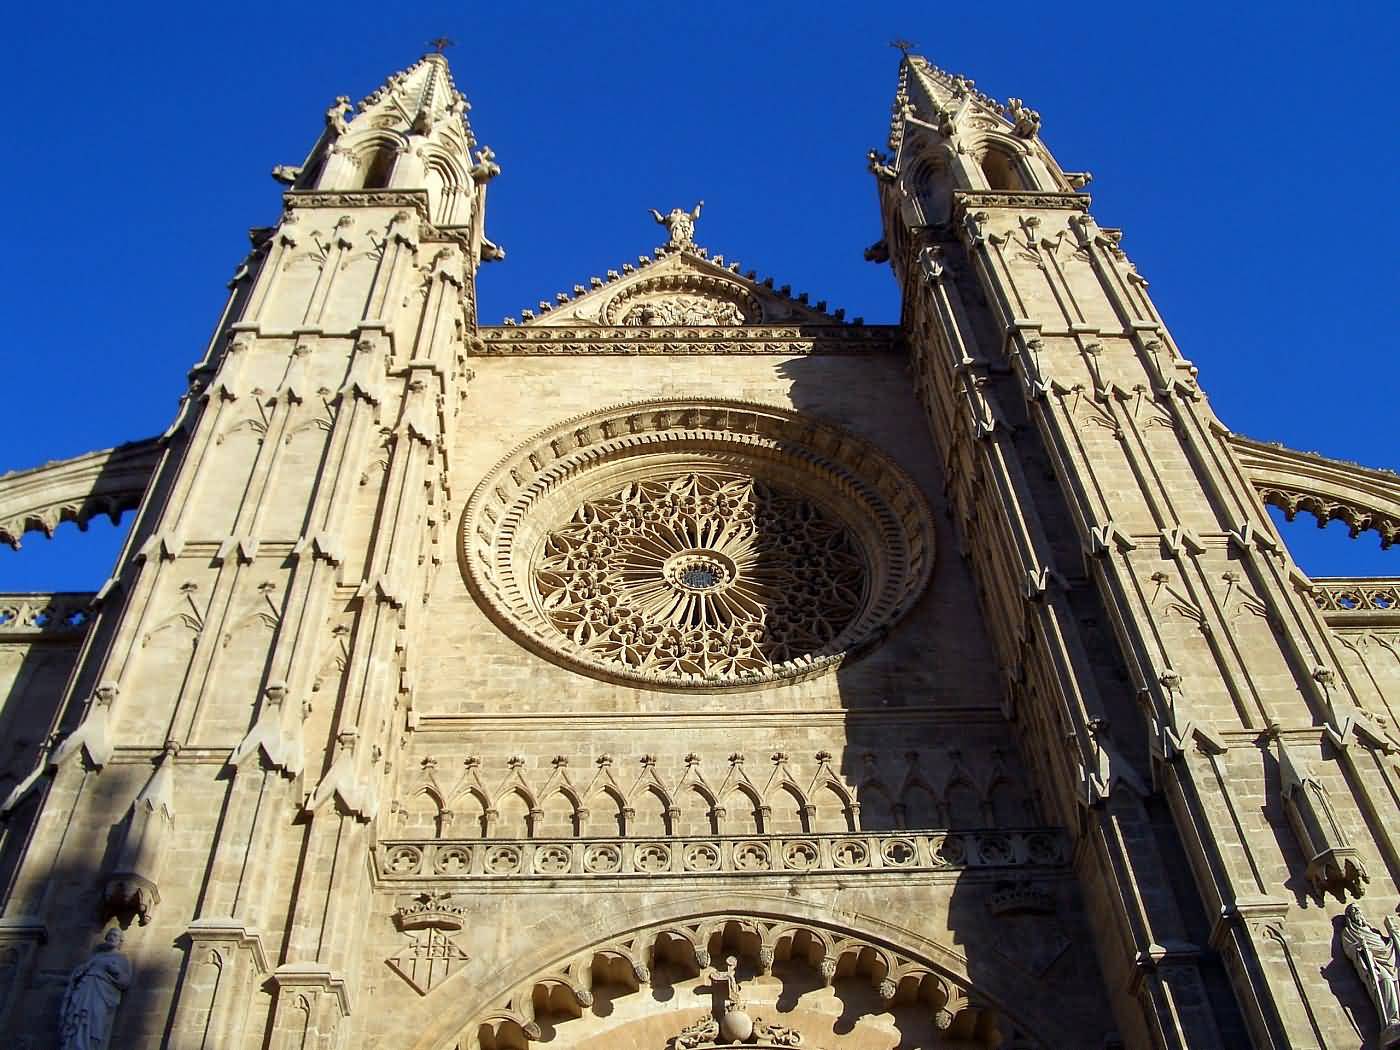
[459,400,934,691]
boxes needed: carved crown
[987,881,1055,917]
[394,892,467,931]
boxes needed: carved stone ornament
[387,895,470,996]
[393,891,466,931]
[651,201,704,250]
[460,400,935,691]
[668,956,814,1048]
[602,272,762,326]
[621,294,746,327]
[1339,905,1400,1047]
[1279,744,1369,901]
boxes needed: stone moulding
[419,906,1064,1050]
[458,399,935,692]
[0,438,160,549]
[284,188,432,223]
[375,828,1066,882]
[1309,578,1400,626]
[953,189,1091,213]
[473,324,901,356]
[1230,433,1400,549]
[0,593,96,637]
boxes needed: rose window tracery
[535,472,865,679]
[460,399,935,691]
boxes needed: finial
[428,36,456,53]
[890,39,917,56]
[649,201,704,250]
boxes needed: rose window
[460,399,935,691]
[534,472,865,679]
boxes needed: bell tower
[0,51,496,1047]
[875,50,1400,1048]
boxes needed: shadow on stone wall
[775,343,1254,1045]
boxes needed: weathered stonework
[0,47,1396,1050]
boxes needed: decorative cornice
[377,828,1066,882]
[953,190,1091,214]
[474,324,901,356]
[285,188,432,220]
[1308,578,1400,626]
[282,190,473,253]
[0,593,95,639]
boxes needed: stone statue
[1340,904,1400,1046]
[650,201,703,249]
[58,928,132,1050]
[325,96,352,136]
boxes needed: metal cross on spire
[889,39,917,56]
[428,36,456,53]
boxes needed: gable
[502,244,854,328]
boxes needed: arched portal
[398,897,1075,1050]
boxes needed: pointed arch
[987,776,1030,828]
[719,782,765,835]
[537,785,581,838]
[398,896,1079,1050]
[400,784,445,838]
[418,144,470,225]
[810,780,854,833]
[582,784,627,837]
[449,784,494,837]
[944,777,981,830]
[629,784,672,837]
[337,129,408,190]
[494,786,537,839]
[672,783,717,837]
[767,781,811,835]
[906,149,954,226]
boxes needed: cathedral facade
[1,48,1399,1049]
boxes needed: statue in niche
[1340,905,1400,1046]
[650,201,704,249]
[58,928,132,1050]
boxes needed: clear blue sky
[1,0,1396,590]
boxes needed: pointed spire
[352,51,475,144]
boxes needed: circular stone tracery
[459,400,935,691]
[535,472,865,679]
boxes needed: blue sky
[1,1,1396,589]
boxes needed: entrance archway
[401,895,1073,1050]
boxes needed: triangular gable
[501,240,857,328]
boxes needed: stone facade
[0,48,1398,1050]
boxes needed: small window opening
[361,145,397,189]
[980,150,1021,191]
